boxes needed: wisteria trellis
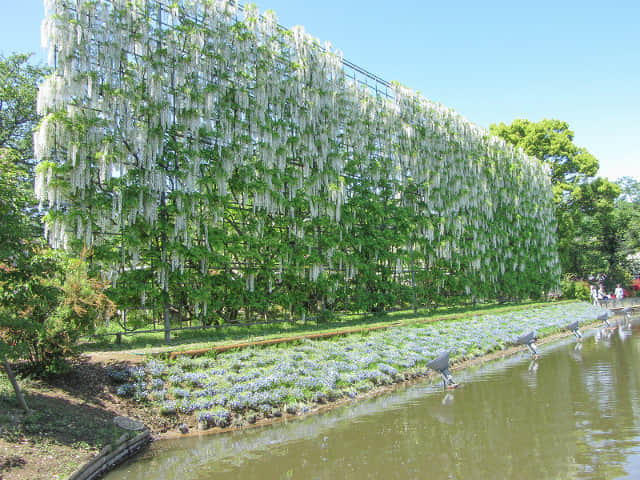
[35,0,560,332]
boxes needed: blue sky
[2,0,639,181]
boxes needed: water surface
[107,323,640,480]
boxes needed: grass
[82,299,578,355]
[0,375,130,480]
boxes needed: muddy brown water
[106,322,640,480]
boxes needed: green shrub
[1,249,115,372]
[559,276,590,302]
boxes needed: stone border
[67,428,151,480]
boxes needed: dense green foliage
[614,177,640,284]
[35,0,559,332]
[1,250,113,371]
[1,53,50,365]
[0,54,113,372]
[0,54,49,258]
[616,178,640,257]
[558,275,591,302]
[490,119,626,287]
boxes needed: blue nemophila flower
[106,367,129,383]
[129,366,146,381]
[150,378,165,390]
[378,363,399,376]
[197,408,231,428]
[211,394,228,406]
[116,383,134,397]
[171,387,191,399]
[134,389,149,402]
[122,303,601,419]
[340,371,373,384]
[192,357,217,369]
[146,360,166,378]
[228,392,253,410]
[177,399,197,414]
[183,372,207,387]
[160,400,177,415]
[150,389,167,402]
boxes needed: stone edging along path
[67,417,151,480]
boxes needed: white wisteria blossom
[35,0,560,323]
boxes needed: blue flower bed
[118,303,600,429]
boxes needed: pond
[106,320,640,480]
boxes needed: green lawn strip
[82,300,578,358]
[163,300,579,358]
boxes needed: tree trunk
[2,354,29,413]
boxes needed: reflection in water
[570,342,583,363]
[619,324,633,342]
[429,392,455,425]
[595,327,614,345]
[107,323,640,480]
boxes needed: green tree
[1,54,114,414]
[613,177,640,279]
[0,53,48,157]
[0,53,50,255]
[1,53,51,408]
[490,119,621,279]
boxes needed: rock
[285,404,298,415]
[272,408,282,418]
[178,423,189,434]
[246,414,257,424]
[113,416,145,431]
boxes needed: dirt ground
[0,356,170,480]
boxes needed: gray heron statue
[427,351,459,390]
[516,331,540,358]
[598,311,611,328]
[566,320,582,340]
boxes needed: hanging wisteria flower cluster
[35,0,560,322]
